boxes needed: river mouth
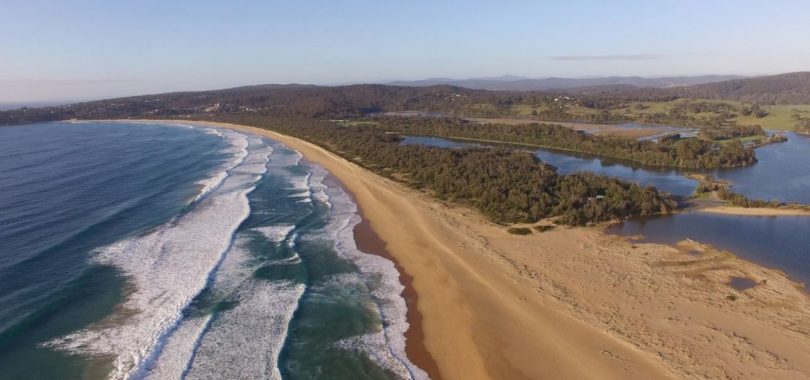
[397,133,810,289]
[607,213,810,287]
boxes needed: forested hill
[565,72,810,104]
[0,84,495,123]
[670,72,810,104]
[389,75,743,91]
[3,71,810,126]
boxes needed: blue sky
[2,0,809,102]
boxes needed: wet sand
[326,174,443,380]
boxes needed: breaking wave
[45,128,271,379]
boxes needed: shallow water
[728,276,758,291]
[607,213,810,286]
[707,132,810,204]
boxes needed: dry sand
[140,120,810,379]
[698,205,810,217]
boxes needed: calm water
[608,132,810,287]
[707,132,810,204]
[1,122,425,380]
[399,136,471,149]
[607,213,810,286]
[534,149,698,196]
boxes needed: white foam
[181,280,305,380]
[140,314,213,379]
[45,128,273,380]
[313,165,429,380]
[253,225,296,243]
[308,165,332,206]
[287,232,298,248]
[143,232,303,379]
[287,171,312,201]
[191,129,257,203]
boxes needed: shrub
[507,227,533,235]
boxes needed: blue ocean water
[0,122,425,380]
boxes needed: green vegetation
[534,225,556,233]
[508,95,810,132]
[694,176,804,209]
[506,227,533,235]
[4,73,810,132]
[698,125,764,141]
[372,117,756,169]
[795,118,810,135]
[215,115,676,226]
[717,188,783,208]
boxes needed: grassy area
[511,103,599,118]
[732,104,810,130]
[614,100,675,115]
[596,99,810,131]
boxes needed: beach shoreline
[324,174,443,380]
[697,205,810,216]
[99,119,810,379]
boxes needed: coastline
[324,174,443,380]
[104,119,810,379]
[697,205,810,216]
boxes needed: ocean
[0,121,426,380]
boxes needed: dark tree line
[370,117,757,169]
[717,188,782,208]
[698,125,765,141]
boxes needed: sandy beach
[150,120,810,379]
[698,205,810,217]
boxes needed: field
[511,99,810,131]
[732,104,810,130]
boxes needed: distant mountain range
[4,72,810,127]
[388,75,746,91]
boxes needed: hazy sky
[2,0,810,103]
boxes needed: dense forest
[213,115,676,225]
[698,125,765,141]
[370,117,756,169]
[565,72,810,105]
[717,188,783,208]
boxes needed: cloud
[551,54,662,61]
